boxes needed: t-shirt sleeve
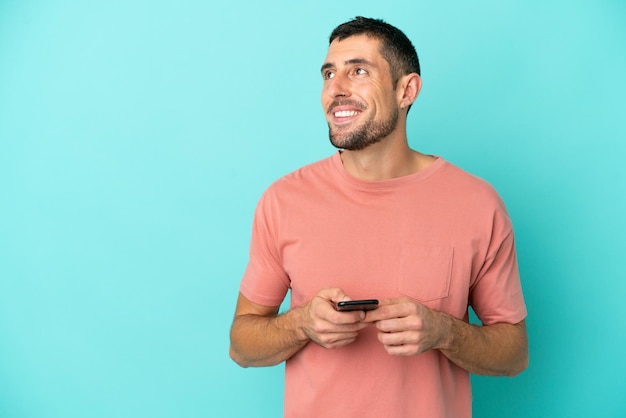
[469,203,527,325]
[239,190,290,307]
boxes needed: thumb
[317,287,351,304]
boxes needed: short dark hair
[329,16,421,86]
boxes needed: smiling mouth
[334,110,360,118]
[327,100,366,120]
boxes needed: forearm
[438,316,528,376]
[229,306,310,368]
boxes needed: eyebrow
[320,58,376,73]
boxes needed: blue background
[1,1,625,417]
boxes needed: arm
[439,316,527,376]
[229,288,370,368]
[364,298,528,376]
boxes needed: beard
[328,107,399,151]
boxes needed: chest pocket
[398,245,453,302]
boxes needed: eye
[323,71,335,80]
[355,68,368,75]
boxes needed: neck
[339,133,434,181]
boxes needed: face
[321,35,400,151]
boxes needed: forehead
[324,34,384,65]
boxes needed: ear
[397,73,422,109]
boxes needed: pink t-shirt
[240,152,527,418]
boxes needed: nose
[326,73,351,99]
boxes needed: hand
[363,297,451,356]
[300,288,370,349]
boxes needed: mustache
[326,99,367,115]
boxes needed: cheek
[321,88,334,110]
[321,96,329,114]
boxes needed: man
[230,16,528,418]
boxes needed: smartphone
[336,299,379,312]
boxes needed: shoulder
[429,160,512,228]
[265,155,336,195]
[438,160,506,205]
[254,155,336,210]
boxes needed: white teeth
[334,110,358,117]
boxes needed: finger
[375,318,402,333]
[376,297,406,306]
[317,336,358,349]
[317,331,359,345]
[382,343,422,356]
[330,309,366,325]
[313,298,365,325]
[328,318,370,333]
[377,327,419,345]
[316,287,349,304]
[363,302,405,322]
[310,315,370,335]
